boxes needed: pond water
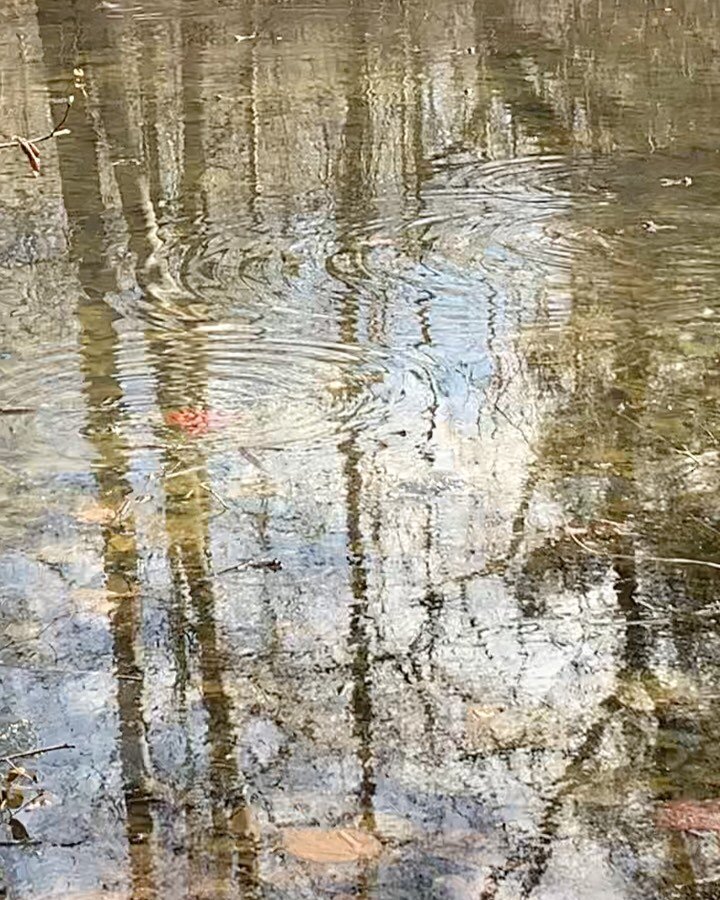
[2,0,720,897]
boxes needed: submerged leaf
[7,766,35,785]
[615,677,655,713]
[9,817,30,841]
[106,574,133,596]
[466,704,562,751]
[1,787,24,810]
[656,799,720,832]
[76,502,116,525]
[70,587,114,616]
[108,532,135,553]
[228,804,261,841]
[165,408,232,437]
[282,827,382,863]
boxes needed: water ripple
[155,328,422,449]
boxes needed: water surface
[2,0,720,897]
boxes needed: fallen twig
[0,839,84,847]
[201,481,229,515]
[566,529,720,572]
[212,558,282,577]
[239,448,265,471]
[0,839,41,846]
[0,96,74,175]
[13,790,46,817]
[3,742,74,763]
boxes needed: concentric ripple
[326,153,617,315]
[0,342,91,473]
[142,214,299,320]
[417,154,615,278]
[152,325,420,449]
[0,323,432,459]
[429,153,582,199]
[0,153,622,469]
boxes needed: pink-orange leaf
[656,799,720,832]
[165,408,232,437]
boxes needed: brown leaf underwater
[281,827,382,863]
[75,501,117,525]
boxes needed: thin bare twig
[3,742,74,763]
[0,96,74,175]
[0,97,74,150]
[566,529,720,572]
[0,839,84,847]
[12,790,47,817]
[0,840,41,847]
[211,558,282,578]
[200,481,229,515]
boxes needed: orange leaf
[165,407,233,436]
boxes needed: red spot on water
[165,408,231,437]
[656,799,720,832]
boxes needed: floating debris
[660,176,692,187]
[642,220,677,233]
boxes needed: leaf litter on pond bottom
[69,587,114,617]
[465,703,566,751]
[281,827,382,863]
[656,799,720,832]
[75,501,117,525]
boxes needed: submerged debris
[660,176,692,187]
[212,557,282,577]
[0,744,73,843]
[165,407,233,436]
[642,219,678,233]
[75,501,117,525]
[281,827,382,863]
[656,799,720,832]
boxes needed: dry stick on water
[0,96,74,176]
[212,558,282,578]
[200,481,229,514]
[3,742,74,764]
[567,529,720,572]
[1,746,73,841]
[0,839,84,847]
